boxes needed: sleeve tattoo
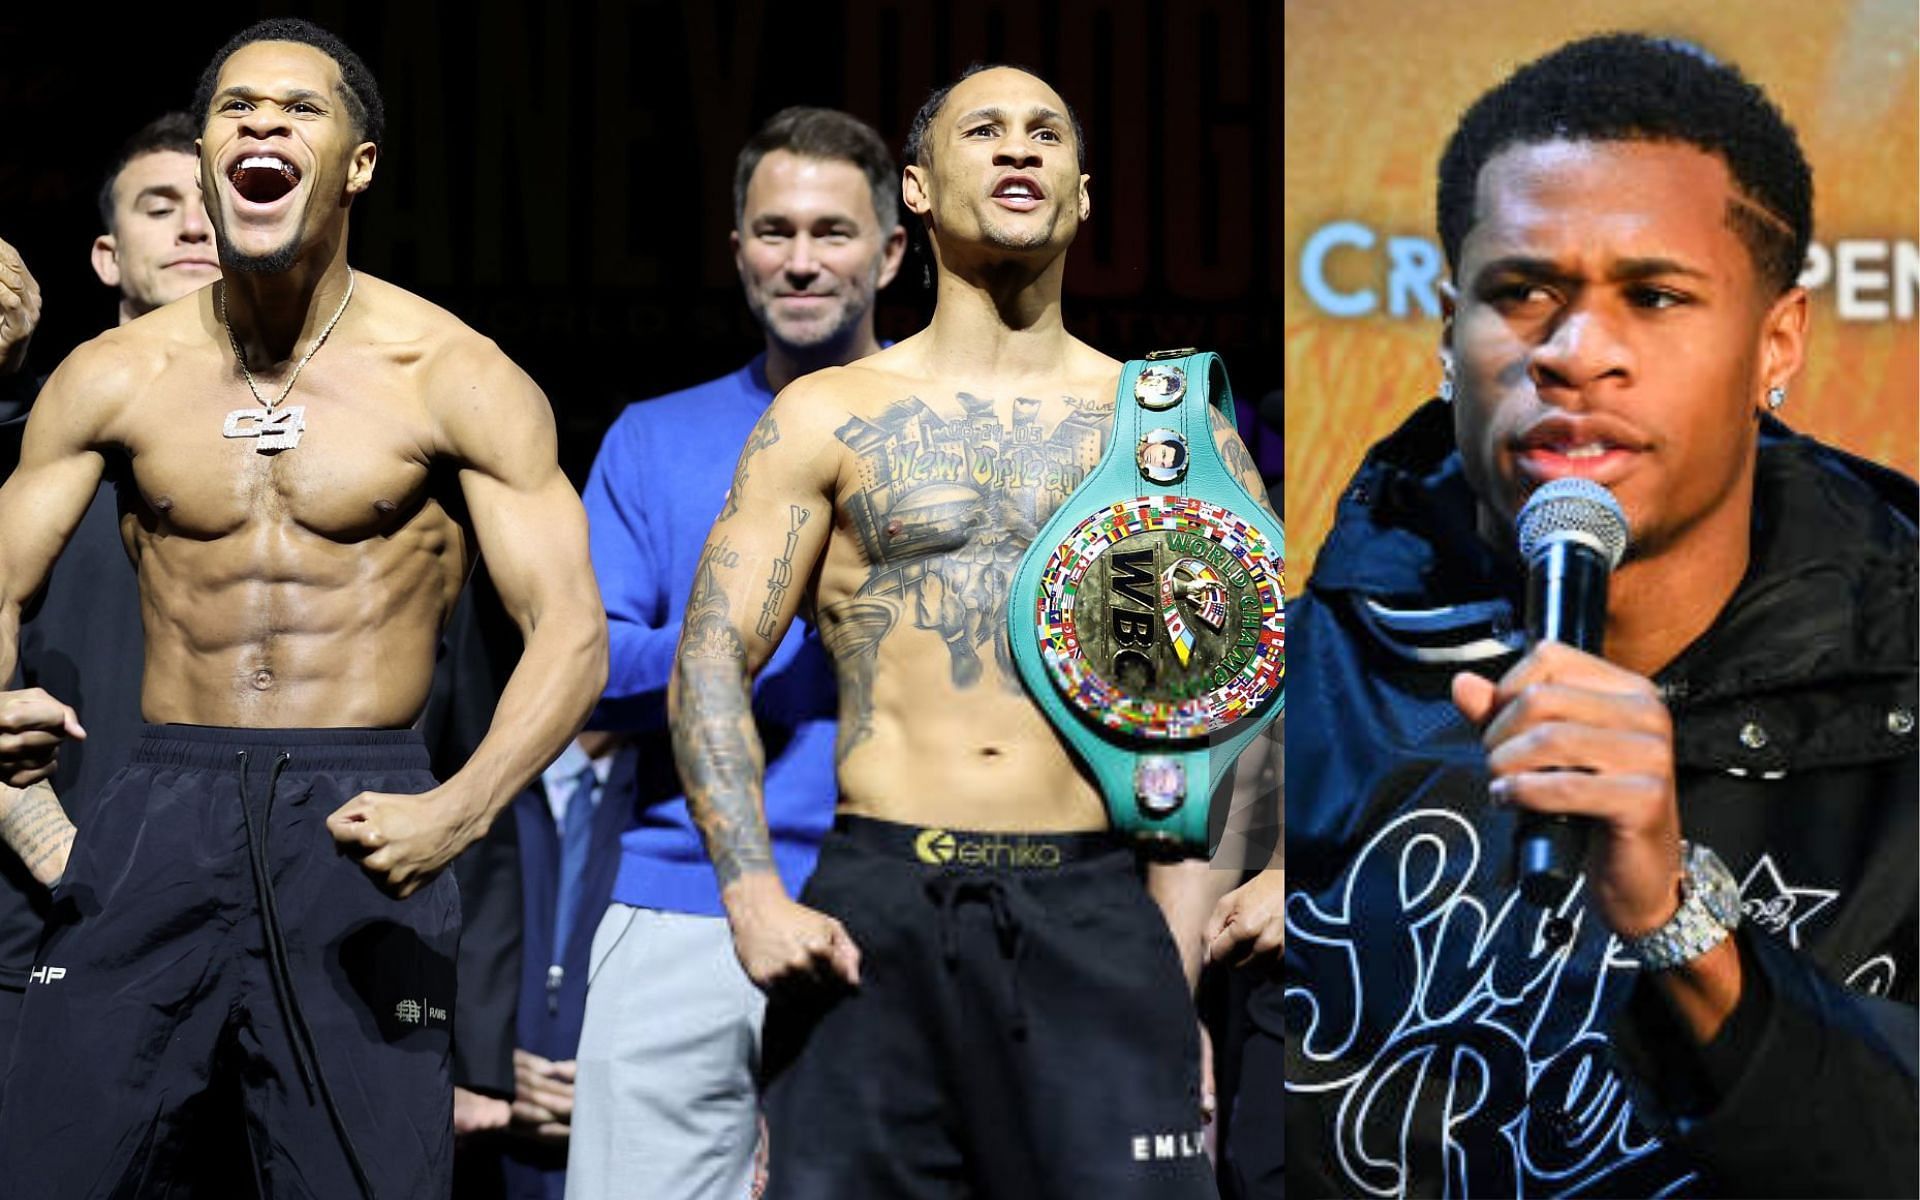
[717,411,780,522]
[756,506,811,640]
[671,557,775,888]
[0,781,76,886]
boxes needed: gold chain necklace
[218,267,355,452]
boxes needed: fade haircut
[903,63,1087,174]
[97,112,200,232]
[192,17,386,148]
[733,107,901,232]
[1437,33,1813,295]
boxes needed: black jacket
[1,376,144,990]
[1276,401,1917,1197]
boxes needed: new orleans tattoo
[718,410,780,521]
[831,391,1111,694]
[672,553,773,888]
[757,506,811,640]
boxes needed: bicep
[445,363,599,633]
[685,404,836,668]
[0,369,110,605]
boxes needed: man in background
[0,113,215,1059]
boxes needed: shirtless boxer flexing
[670,64,1274,1199]
[0,19,605,1197]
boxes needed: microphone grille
[1516,478,1628,568]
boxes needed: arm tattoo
[717,411,781,521]
[672,556,774,888]
[0,781,76,886]
[817,598,897,765]
[756,506,811,641]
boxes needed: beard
[747,263,880,356]
[220,234,302,275]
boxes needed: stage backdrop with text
[1284,0,1919,591]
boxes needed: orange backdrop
[1284,0,1919,591]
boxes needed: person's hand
[0,237,42,376]
[1451,640,1684,938]
[723,876,861,992]
[326,788,479,898]
[509,1049,575,1143]
[453,1086,511,1137]
[0,688,86,788]
[1203,869,1286,968]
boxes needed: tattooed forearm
[818,598,897,765]
[0,780,75,887]
[718,411,781,521]
[756,506,811,641]
[672,557,774,889]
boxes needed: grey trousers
[565,904,766,1200]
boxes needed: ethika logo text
[1284,809,1676,1198]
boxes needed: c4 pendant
[223,405,306,452]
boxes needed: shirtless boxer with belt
[670,64,1276,1199]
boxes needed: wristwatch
[1627,841,1743,971]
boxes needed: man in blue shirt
[565,106,905,1200]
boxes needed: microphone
[1511,477,1629,907]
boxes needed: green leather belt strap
[1007,351,1285,854]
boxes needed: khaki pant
[566,904,765,1200]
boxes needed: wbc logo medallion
[1033,496,1284,740]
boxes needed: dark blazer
[512,743,638,1061]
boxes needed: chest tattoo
[832,391,1111,691]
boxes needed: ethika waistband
[833,814,1124,870]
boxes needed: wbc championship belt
[1008,351,1284,853]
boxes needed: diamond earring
[1766,386,1786,411]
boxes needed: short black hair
[192,17,385,148]
[904,63,1087,174]
[97,112,200,233]
[1437,33,1812,295]
[733,107,900,232]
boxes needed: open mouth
[229,154,301,204]
[992,176,1044,210]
